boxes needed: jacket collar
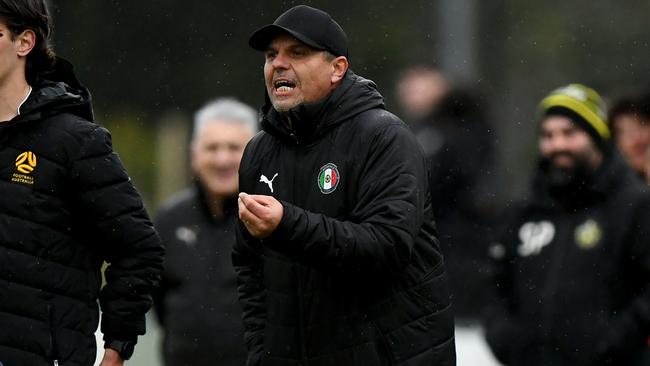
[260,70,384,144]
[4,57,93,126]
[194,180,238,223]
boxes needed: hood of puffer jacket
[8,56,94,126]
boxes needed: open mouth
[274,79,297,93]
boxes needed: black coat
[486,152,650,366]
[414,90,499,320]
[0,59,163,366]
[233,71,456,366]
[154,186,247,366]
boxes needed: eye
[264,50,277,61]
[228,143,243,152]
[292,47,309,57]
[563,127,578,138]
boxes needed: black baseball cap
[249,5,349,57]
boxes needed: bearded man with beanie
[485,84,650,365]
[233,5,455,366]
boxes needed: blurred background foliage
[49,0,650,209]
[46,1,650,364]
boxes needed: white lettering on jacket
[517,221,555,257]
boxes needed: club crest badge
[575,219,602,250]
[317,163,340,194]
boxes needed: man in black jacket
[234,5,456,366]
[485,84,650,365]
[154,98,257,366]
[0,1,164,365]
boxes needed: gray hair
[192,98,258,144]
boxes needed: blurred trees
[49,0,650,207]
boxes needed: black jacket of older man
[233,71,456,366]
[154,185,247,366]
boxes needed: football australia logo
[12,151,37,185]
[317,163,340,194]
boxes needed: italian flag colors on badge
[318,163,340,194]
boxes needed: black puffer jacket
[0,59,163,366]
[486,152,650,366]
[233,71,456,366]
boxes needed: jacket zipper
[297,265,309,365]
[292,142,308,365]
[540,215,567,364]
[48,304,59,365]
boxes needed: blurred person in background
[486,84,650,366]
[397,65,500,365]
[153,98,257,366]
[234,5,455,366]
[609,92,650,183]
[0,1,164,365]
[396,65,449,126]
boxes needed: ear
[330,56,349,84]
[15,29,36,57]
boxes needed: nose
[541,133,569,157]
[213,149,232,166]
[270,51,290,70]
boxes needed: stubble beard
[270,94,304,114]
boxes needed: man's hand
[99,348,124,366]
[238,192,284,238]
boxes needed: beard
[540,151,595,194]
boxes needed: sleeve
[233,221,266,366]
[151,208,172,328]
[263,123,427,276]
[70,126,164,342]
[151,276,167,327]
[598,196,650,359]
[233,136,267,366]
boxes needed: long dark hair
[0,0,55,83]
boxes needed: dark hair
[322,50,336,62]
[609,97,646,128]
[0,0,55,83]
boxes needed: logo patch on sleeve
[11,151,37,185]
[317,163,340,194]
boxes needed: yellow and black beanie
[539,84,611,150]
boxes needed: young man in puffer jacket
[0,1,164,365]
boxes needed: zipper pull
[289,132,299,145]
[53,361,59,366]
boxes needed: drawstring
[17,85,32,115]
